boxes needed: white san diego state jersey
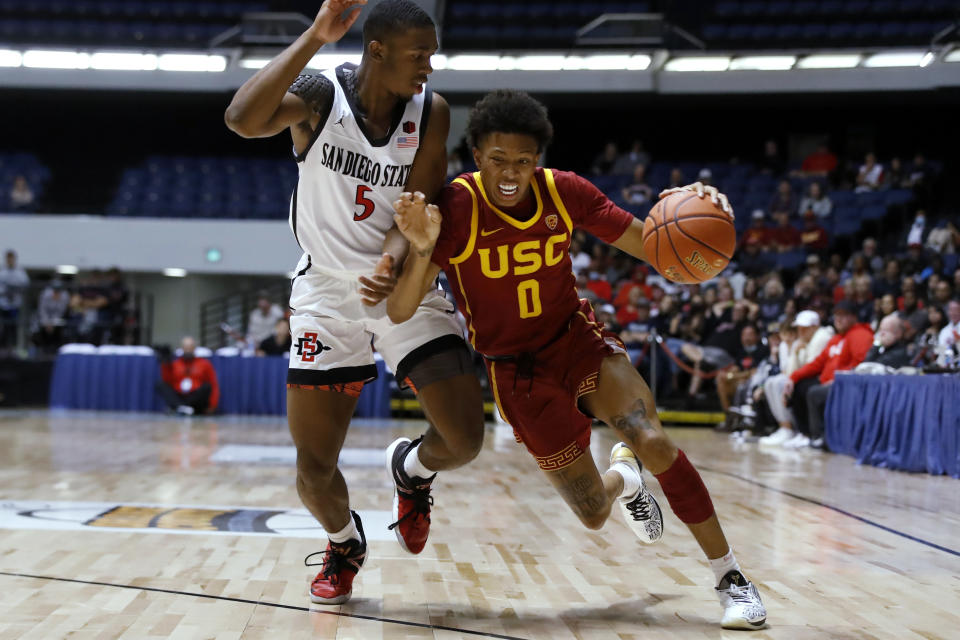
[289,63,430,273]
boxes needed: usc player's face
[473,133,541,209]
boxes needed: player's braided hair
[466,90,554,152]
[363,0,435,47]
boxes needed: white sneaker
[176,405,195,416]
[738,404,757,418]
[782,433,810,449]
[716,570,767,630]
[610,443,663,544]
[758,428,793,446]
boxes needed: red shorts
[485,300,626,472]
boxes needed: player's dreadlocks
[466,90,554,152]
[363,0,435,47]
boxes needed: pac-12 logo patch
[402,120,416,134]
[296,332,331,363]
[545,214,558,231]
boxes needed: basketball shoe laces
[304,540,363,586]
[388,479,434,532]
[625,489,652,521]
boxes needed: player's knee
[296,449,337,488]
[636,433,677,470]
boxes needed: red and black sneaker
[385,436,435,554]
[305,511,367,605]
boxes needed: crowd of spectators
[577,137,956,450]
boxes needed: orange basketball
[642,192,736,284]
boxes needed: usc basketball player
[389,90,767,630]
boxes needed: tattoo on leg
[556,470,607,520]
[611,398,656,442]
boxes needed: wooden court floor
[1,409,958,639]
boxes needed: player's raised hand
[310,0,366,44]
[393,191,441,255]
[659,181,733,217]
[359,253,397,306]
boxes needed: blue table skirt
[49,353,392,417]
[824,374,960,477]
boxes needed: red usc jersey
[432,169,634,356]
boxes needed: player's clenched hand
[310,0,366,44]
[659,181,733,217]
[393,191,441,256]
[359,253,396,306]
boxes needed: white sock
[403,443,434,479]
[709,548,742,587]
[327,514,359,543]
[611,462,642,499]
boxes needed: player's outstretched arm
[386,192,443,323]
[224,0,366,138]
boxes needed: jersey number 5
[353,185,374,221]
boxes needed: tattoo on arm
[610,398,656,442]
[555,470,607,519]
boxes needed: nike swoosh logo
[480,227,503,237]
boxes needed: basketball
[642,192,736,284]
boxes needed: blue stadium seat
[943,253,958,276]
[776,250,806,271]
[740,1,766,17]
[884,189,914,207]
[830,190,855,207]
[868,0,897,15]
[861,204,887,221]
[791,1,818,16]
[775,23,802,40]
[702,24,728,41]
[800,23,827,40]
[852,22,880,40]
[855,191,885,207]
[765,1,791,17]
[715,1,741,17]
[826,22,854,40]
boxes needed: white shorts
[286,257,464,386]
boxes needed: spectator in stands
[591,141,618,175]
[257,318,292,356]
[783,301,874,449]
[900,287,925,330]
[742,209,771,250]
[0,249,30,353]
[569,236,590,276]
[758,139,784,176]
[768,180,797,218]
[596,303,621,334]
[230,291,285,351]
[155,336,220,416]
[738,240,772,278]
[915,304,947,363]
[872,259,902,299]
[770,211,801,252]
[715,323,768,412]
[926,219,959,255]
[848,237,884,275]
[697,168,713,187]
[620,164,653,207]
[799,211,829,253]
[932,281,953,308]
[797,182,832,220]
[906,210,926,248]
[446,150,463,181]
[907,153,932,191]
[855,152,884,192]
[70,271,108,345]
[103,267,129,344]
[619,298,654,346]
[884,157,907,189]
[851,278,874,324]
[939,299,960,353]
[612,139,650,175]
[760,310,834,446]
[9,175,34,212]
[862,315,910,369]
[575,274,599,305]
[798,143,838,178]
[668,167,685,189]
[616,288,649,328]
[32,279,69,354]
[758,278,786,325]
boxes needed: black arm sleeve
[287,74,334,116]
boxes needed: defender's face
[473,133,540,209]
[378,26,438,99]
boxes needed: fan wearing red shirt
[387,90,766,630]
[157,336,220,415]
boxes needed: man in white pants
[760,310,834,447]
